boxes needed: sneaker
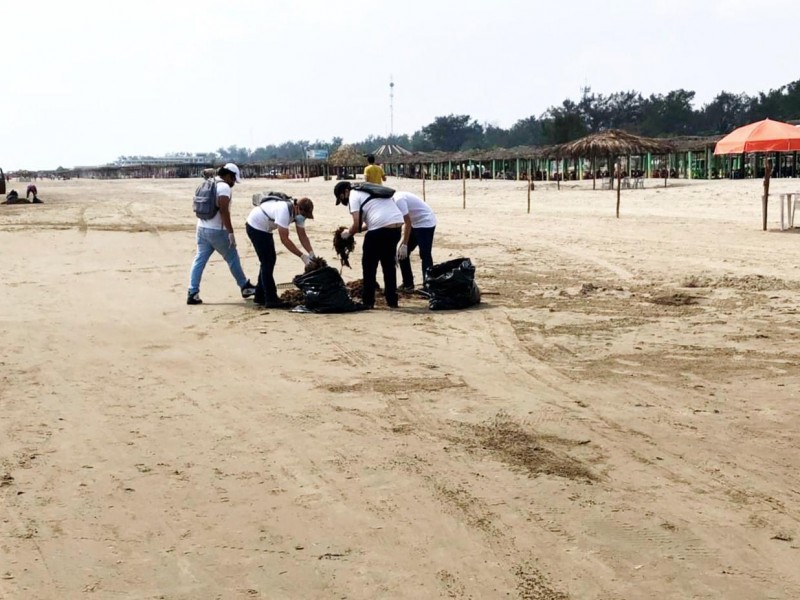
[187,292,203,305]
[241,280,257,299]
[397,284,415,294]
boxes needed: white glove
[396,244,408,261]
[301,254,312,266]
[228,233,237,249]
[340,229,351,240]
[308,252,316,259]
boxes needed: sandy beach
[2,175,800,599]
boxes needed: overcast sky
[4,0,799,171]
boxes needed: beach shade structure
[329,145,368,168]
[372,144,412,157]
[554,129,674,217]
[713,118,800,155]
[713,118,800,230]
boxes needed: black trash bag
[292,266,368,313]
[426,258,481,311]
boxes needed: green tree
[542,100,587,144]
[696,91,751,135]
[420,114,483,151]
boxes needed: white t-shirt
[197,177,231,230]
[246,200,303,233]
[348,189,404,230]
[393,192,437,228]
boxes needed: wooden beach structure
[9,129,798,183]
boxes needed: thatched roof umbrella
[329,144,367,168]
[372,144,412,157]
[557,129,673,158]
[555,129,674,217]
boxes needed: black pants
[362,227,402,308]
[246,223,278,304]
[399,226,436,288]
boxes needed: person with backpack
[334,181,403,309]
[393,191,437,293]
[186,163,256,305]
[245,194,316,308]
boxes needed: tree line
[214,79,800,164]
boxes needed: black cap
[333,181,351,205]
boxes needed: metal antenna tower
[389,76,395,138]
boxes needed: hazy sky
[4,0,799,170]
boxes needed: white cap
[223,162,242,183]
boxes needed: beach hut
[371,144,412,177]
[714,118,800,230]
[372,144,412,157]
[556,130,674,184]
[329,144,367,180]
[555,129,674,217]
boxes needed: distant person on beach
[186,163,256,305]
[393,191,437,293]
[246,195,316,308]
[363,154,387,184]
[26,184,38,200]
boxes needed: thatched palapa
[554,129,674,158]
[329,144,367,167]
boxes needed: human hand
[396,244,408,261]
[340,229,351,240]
[301,254,312,266]
[228,233,237,248]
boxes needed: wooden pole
[664,154,669,188]
[556,157,560,190]
[763,157,772,231]
[422,166,426,201]
[616,162,622,218]
[527,173,531,214]
[462,177,466,209]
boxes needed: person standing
[187,163,256,305]
[363,154,387,184]
[246,195,316,308]
[334,181,403,309]
[393,191,437,292]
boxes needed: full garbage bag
[426,258,481,311]
[292,266,367,313]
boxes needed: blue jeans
[188,226,248,294]
[399,226,435,288]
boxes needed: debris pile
[333,227,356,268]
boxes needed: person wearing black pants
[245,196,316,308]
[362,226,402,308]
[245,222,280,306]
[334,181,405,309]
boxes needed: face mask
[294,215,306,227]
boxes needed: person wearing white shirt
[334,181,403,309]
[187,163,256,305]
[246,195,316,308]
[393,191,437,292]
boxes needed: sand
[1,175,800,599]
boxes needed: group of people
[186,159,437,310]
